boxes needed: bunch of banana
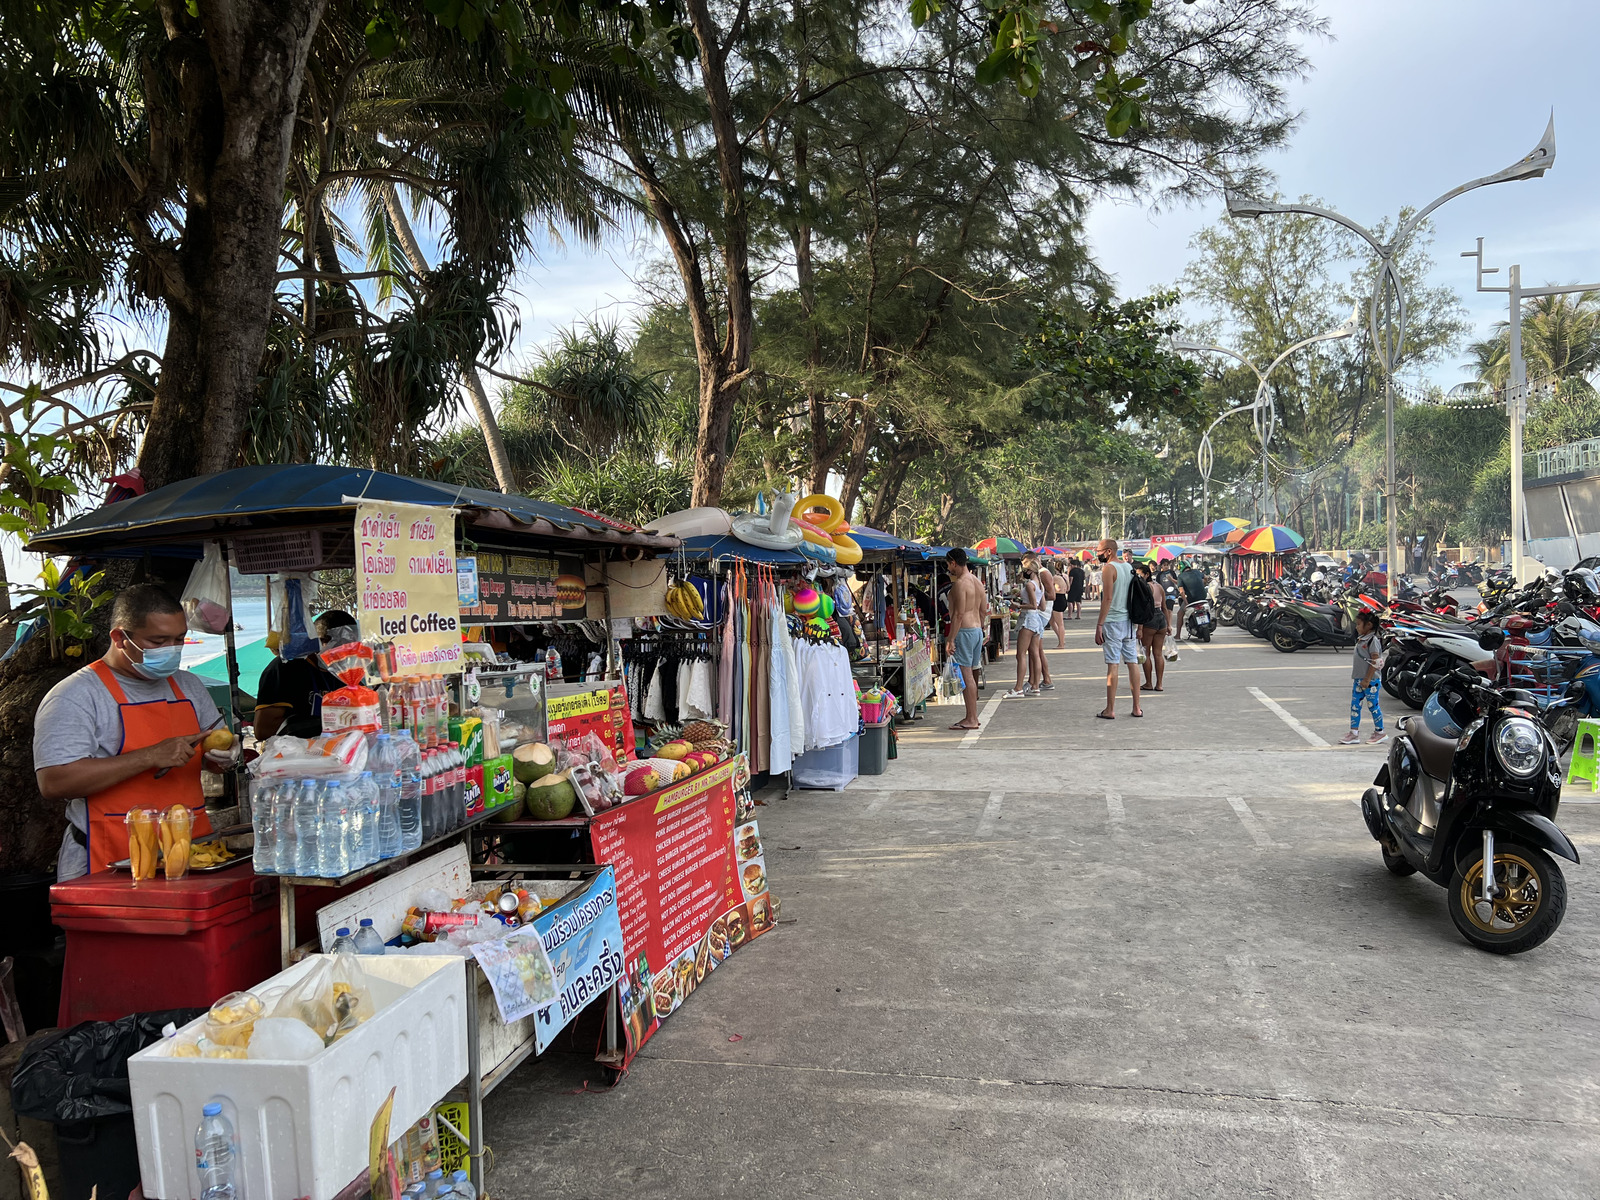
[158,803,193,879]
[664,579,704,620]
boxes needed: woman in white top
[1005,567,1048,698]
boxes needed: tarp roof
[27,465,678,558]
[849,526,945,559]
[673,534,809,565]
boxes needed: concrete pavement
[486,615,1600,1198]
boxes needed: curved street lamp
[1222,115,1556,595]
[1175,308,1359,526]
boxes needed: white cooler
[129,954,467,1200]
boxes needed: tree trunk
[838,411,875,521]
[138,0,329,488]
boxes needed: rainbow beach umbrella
[973,536,1027,557]
[1197,517,1248,544]
[1235,524,1304,553]
[1142,544,1179,562]
[1033,545,1066,557]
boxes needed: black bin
[11,1009,204,1200]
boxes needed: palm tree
[1466,291,1600,390]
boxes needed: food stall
[31,465,796,1195]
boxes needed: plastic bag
[249,731,368,780]
[277,573,319,661]
[268,953,375,1045]
[321,685,381,733]
[180,543,232,634]
[12,1008,205,1122]
[247,1017,325,1061]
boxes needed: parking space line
[1247,685,1330,748]
[960,694,1005,749]
[1228,795,1277,848]
[976,791,1005,838]
[1106,792,1125,824]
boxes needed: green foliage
[15,560,109,661]
[1021,291,1204,425]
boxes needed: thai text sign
[356,501,463,674]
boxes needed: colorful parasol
[1234,524,1305,553]
[1078,548,1097,561]
[1197,517,1249,544]
[1033,545,1066,557]
[973,536,1028,556]
[1142,544,1179,562]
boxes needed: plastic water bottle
[353,917,385,955]
[251,781,277,873]
[395,731,423,852]
[272,779,296,874]
[450,1169,477,1200]
[422,1168,447,1200]
[371,735,403,859]
[195,1102,239,1200]
[293,779,321,876]
[330,926,357,954]
[342,776,368,872]
[318,781,350,878]
[357,772,381,866]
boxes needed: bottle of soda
[195,1102,240,1200]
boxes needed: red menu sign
[587,756,773,1060]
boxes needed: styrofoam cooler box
[792,735,859,790]
[129,954,467,1200]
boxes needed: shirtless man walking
[944,548,990,731]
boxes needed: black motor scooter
[1359,668,1577,954]
[1184,598,1214,642]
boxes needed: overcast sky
[500,0,1600,391]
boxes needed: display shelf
[273,809,498,965]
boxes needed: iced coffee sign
[356,501,463,674]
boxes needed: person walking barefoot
[1067,558,1086,620]
[1094,539,1142,719]
[1136,561,1169,692]
[1005,566,1046,698]
[944,549,989,731]
[1046,559,1068,648]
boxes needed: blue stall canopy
[26,464,678,560]
[850,526,945,560]
[672,534,809,565]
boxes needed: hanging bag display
[179,543,233,634]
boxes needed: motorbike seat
[1408,717,1456,781]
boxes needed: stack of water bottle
[252,729,475,879]
[195,1104,477,1200]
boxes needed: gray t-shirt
[1352,632,1386,681]
[34,663,221,776]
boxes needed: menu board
[459,549,590,625]
[356,501,463,674]
[586,756,773,1062]
[545,682,637,760]
[903,641,933,707]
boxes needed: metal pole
[1382,271,1399,602]
[1508,263,1528,582]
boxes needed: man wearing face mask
[35,584,227,879]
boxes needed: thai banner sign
[586,756,773,1062]
[903,641,933,707]
[356,501,463,675]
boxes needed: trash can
[12,1008,204,1200]
[859,722,890,775]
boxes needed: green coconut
[525,771,578,821]
[512,742,557,785]
[489,798,525,823]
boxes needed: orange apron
[84,661,211,874]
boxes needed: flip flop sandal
[1130,710,1145,718]
[1095,712,1115,720]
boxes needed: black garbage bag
[11,1009,204,1122]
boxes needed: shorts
[951,626,984,669]
[1101,619,1140,664]
[1020,609,1049,635]
[1052,595,1068,612]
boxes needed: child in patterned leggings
[1341,610,1386,745]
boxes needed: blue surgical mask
[123,634,183,680]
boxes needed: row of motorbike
[1211,561,1600,955]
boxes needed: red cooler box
[51,865,281,1025]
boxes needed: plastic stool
[1567,717,1600,791]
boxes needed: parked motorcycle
[1264,590,1363,653]
[1184,598,1215,643]
[1359,668,1576,954]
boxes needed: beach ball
[793,586,822,617]
[820,593,835,619]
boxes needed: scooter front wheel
[1447,841,1566,954]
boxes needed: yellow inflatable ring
[795,518,835,547]
[831,534,862,565]
[794,493,845,532]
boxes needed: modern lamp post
[1224,116,1556,597]
[1175,309,1358,526]
[1462,238,1600,581]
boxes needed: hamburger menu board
[586,755,773,1062]
[459,549,589,625]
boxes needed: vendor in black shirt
[253,610,356,738]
